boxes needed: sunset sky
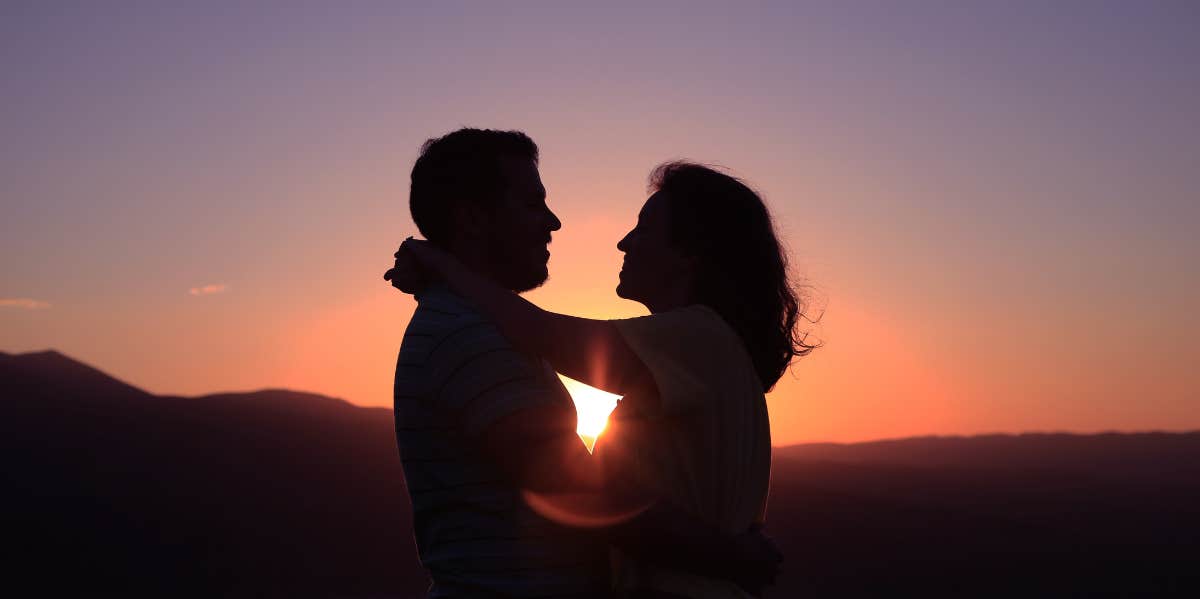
[3,2,1197,444]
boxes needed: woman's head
[616,161,815,390]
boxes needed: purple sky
[2,1,1198,443]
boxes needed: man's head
[410,128,560,292]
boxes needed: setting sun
[558,374,621,450]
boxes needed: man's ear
[452,201,490,240]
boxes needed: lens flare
[522,490,653,528]
[558,374,620,451]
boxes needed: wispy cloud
[189,283,228,296]
[0,298,51,309]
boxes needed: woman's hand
[396,237,455,272]
[384,237,463,294]
[383,238,431,294]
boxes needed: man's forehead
[499,155,544,194]
[498,154,538,175]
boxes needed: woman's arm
[398,239,652,396]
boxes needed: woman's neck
[643,288,694,314]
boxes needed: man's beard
[502,264,549,293]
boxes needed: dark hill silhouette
[775,432,1200,482]
[3,350,1197,597]
[2,350,427,597]
[1,349,153,402]
[770,437,1200,596]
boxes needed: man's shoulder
[414,285,478,318]
[403,287,513,361]
[408,287,484,330]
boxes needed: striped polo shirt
[394,286,609,598]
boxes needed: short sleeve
[613,305,756,415]
[429,319,571,437]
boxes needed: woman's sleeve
[612,305,739,416]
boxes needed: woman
[391,162,814,598]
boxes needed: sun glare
[558,374,621,450]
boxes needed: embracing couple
[385,128,813,598]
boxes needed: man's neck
[446,239,506,289]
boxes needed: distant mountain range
[3,350,1197,597]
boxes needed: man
[388,128,777,597]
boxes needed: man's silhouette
[391,128,777,598]
[394,128,610,597]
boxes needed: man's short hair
[409,128,539,245]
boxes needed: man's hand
[729,524,783,596]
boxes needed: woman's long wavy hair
[651,162,817,391]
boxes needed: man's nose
[546,207,562,232]
[616,231,631,252]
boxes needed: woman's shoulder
[654,304,748,360]
[614,304,761,400]
[622,303,728,336]
[614,304,726,356]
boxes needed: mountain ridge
[6,349,1192,448]
[4,349,1197,596]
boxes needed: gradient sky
[3,1,1198,444]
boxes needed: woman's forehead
[641,191,670,220]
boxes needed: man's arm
[606,507,782,596]
[477,410,781,595]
